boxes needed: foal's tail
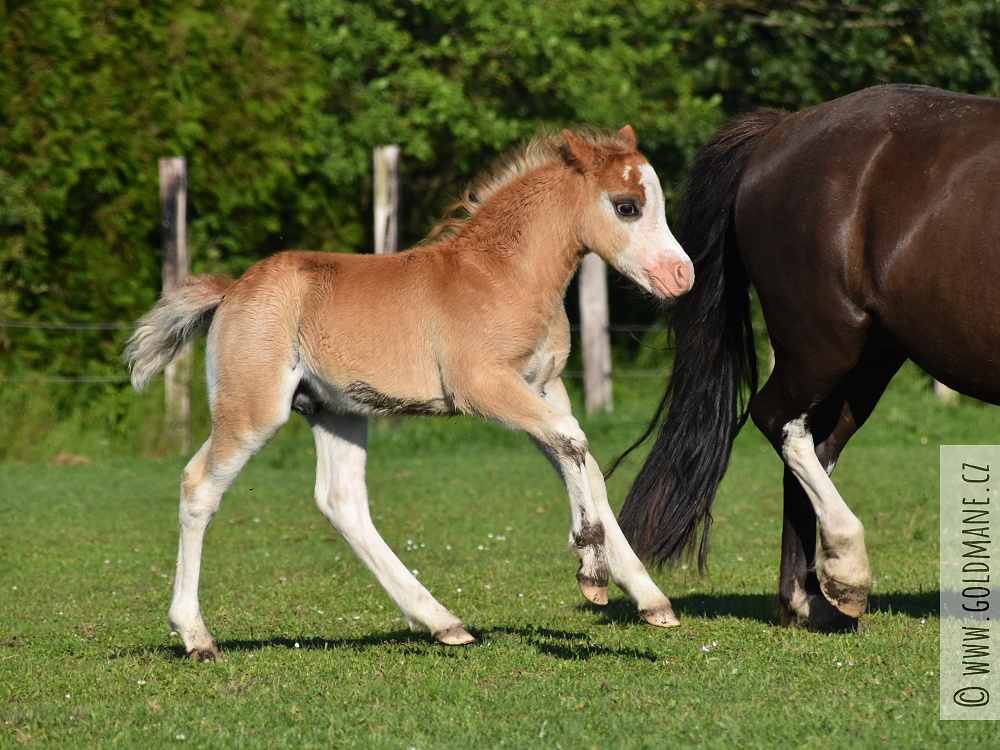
[614,110,786,571]
[124,276,233,392]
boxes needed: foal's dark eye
[614,200,640,218]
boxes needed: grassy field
[1,365,998,748]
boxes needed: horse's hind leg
[308,410,474,645]
[754,346,904,626]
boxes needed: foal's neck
[454,163,585,296]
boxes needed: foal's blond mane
[428,127,634,241]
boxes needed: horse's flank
[619,83,1000,632]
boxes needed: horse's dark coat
[619,84,1000,628]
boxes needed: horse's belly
[891,323,1000,406]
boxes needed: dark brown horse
[617,84,1000,630]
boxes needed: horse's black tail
[613,109,787,571]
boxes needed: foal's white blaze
[609,163,694,299]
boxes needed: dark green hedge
[2,0,998,377]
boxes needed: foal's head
[562,126,693,299]
[432,126,692,299]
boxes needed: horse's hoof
[807,595,861,633]
[780,590,860,633]
[578,577,609,606]
[186,643,221,662]
[820,578,868,619]
[639,605,680,628]
[433,625,476,646]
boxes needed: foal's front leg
[466,373,677,627]
[308,411,474,645]
[535,379,678,628]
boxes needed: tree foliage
[677,0,1000,113]
[1,0,999,379]
[1,0,332,374]
[292,0,720,247]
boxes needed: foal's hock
[126,125,693,660]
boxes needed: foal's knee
[551,414,588,464]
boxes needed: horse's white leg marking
[537,380,678,627]
[308,411,473,645]
[782,416,871,617]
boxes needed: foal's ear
[616,124,637,149]
[560,130,597,172]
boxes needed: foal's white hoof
[640,604,680,629]
[433,625,476,646]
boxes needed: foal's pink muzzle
[647,257,695,299]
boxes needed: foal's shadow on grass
[584,594,781,626]
[151,626,659,662]
[481,625,660,662]
[223,626,660,662]
[158,629,450,660]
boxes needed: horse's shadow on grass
[589,588,940,627]
[150,590,940,661]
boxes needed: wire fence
[0,320,674,384]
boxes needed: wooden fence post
[159,157,191,453]
[373,146,401,255]
[579,254,613,414]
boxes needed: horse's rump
[736,84,1000,402]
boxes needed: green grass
[1,364,997,748]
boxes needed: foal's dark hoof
[187,643,222,662]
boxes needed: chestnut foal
[126,126,693,660]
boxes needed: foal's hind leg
[529,379,678,627]
[308,411,474,645]
[169,310,299,660]
[169,426,281,660]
